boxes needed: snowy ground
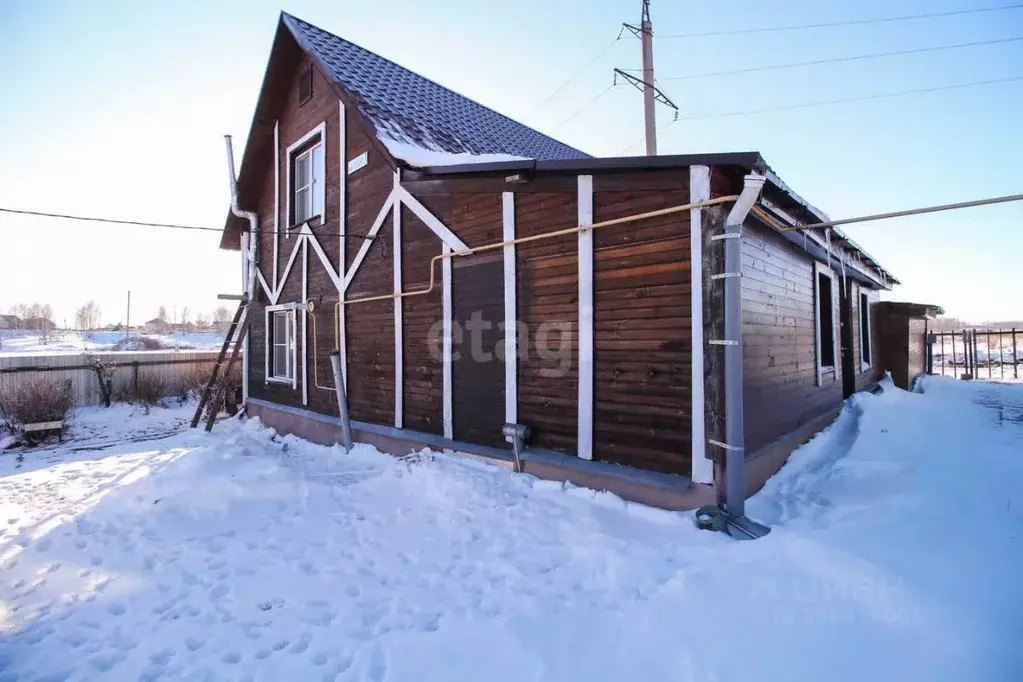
[1,377,1021,681]
[0,331,225,355]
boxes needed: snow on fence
[0,350,223,407]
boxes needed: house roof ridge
[279,11,590,161]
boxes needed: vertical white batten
[393,171,403,429]
[576,175,594,461]
[689,165,713,484]
[240,233,250,403]
[502,192,517,425]
[273,121,280,288]
[338,100,347,386]
[301,237,309,406]
[442,243,453,439]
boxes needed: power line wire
[548,83,620,134]
[616,74,1023,155]
[0,207,373,239]
[656,4,1023,39]
[521,36,623,122]
[657,36,1023,81]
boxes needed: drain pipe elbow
[225,135,260,298]
[721,173,767,536]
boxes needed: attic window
[298,65,313,104]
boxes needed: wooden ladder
[191,297,250,432]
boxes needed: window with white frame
[859,290,872,369]
[814,263,838,385]
[286,123,325,231]
[266,304,297,385]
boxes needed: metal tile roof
[282,13,590,161]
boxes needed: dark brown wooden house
[219,13,898,509]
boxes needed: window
[298,65,313,104]
[266,305,296,385]
[814,263,838,385]
[859,291,872,368]
[286,123,326,231]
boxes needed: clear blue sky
[0,0,1020,324]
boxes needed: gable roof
[281,12,588,162]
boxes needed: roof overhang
[876,301,945,319]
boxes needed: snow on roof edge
[378,135,531,169]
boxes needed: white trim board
[813,260,840,386]
[689,165,713,484]
[393,171,403,429]
[395,185,470,252]
[301,237,309,406]
[343,192,395,292]
[273,120,280,288]
[502,191,517,426]
[576,175,594,461]
[442,243,453,440]
[338,100,348,387]
[302,225,343,292]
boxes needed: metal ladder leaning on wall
[190,297,250,432]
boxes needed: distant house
[0,314,21,330]
[143,318,169,334]
[23,317,55,332]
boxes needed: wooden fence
[0,350,223,408]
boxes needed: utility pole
[640,0,656,155]
[126,290,131,340]
[619,0,677,155]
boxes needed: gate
[928,328,1020,381]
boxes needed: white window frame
[813,261,839,386]
[265,303,298,387]
[284,122,326,237]
[859,288,873,372]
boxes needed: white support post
[442,243,453,439]
[301,237,309,406]
[577,175,594,461]
[393,171,403,429]
[502,192,517,426]
[690,165,713,484]
[273,120,280,288]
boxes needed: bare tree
[38,304,54,344]
[213,305,232,324]
[75,300,101,331]
[157,305,168,323]
[181,306,190,325]
[196,312,210,328]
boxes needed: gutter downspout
[225,135,259,410]
[225,135,259,297]
[722,173,768,539]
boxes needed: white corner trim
[273,120,280,288]
[577,175,594,461]
[393,170,403,429]
[301,238,309,406]
[284,121,327,236]
[442,243,453,440]
[343,191,396,291]
[502,192,517,426]
[813,260,839,387]
[689,165,713,484]
[395,185,469,252]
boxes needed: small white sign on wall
[347,152,368,175]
